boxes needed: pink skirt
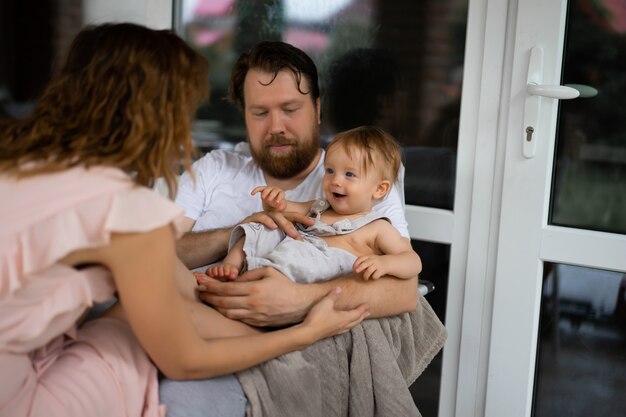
[0,318,164,417]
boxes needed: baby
[207,126,421,283]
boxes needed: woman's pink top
[0,167,184,417]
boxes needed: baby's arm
[251,186,289,212]
[206,237,246,281]
[353,222,422,280]
[251,186,311,215]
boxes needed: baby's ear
[373,180,391,200]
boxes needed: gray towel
[236,294,447,417]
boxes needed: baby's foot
[206,263,240,281]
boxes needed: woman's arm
[71,226,369,380]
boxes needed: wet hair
[325,125,402,183]
[228,41,319,109]
[0,23,209,198]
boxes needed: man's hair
[326,125,402,183]
[228,41,319,109]
[0,23,209,198]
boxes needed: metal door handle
[522,47,595,158]
[527,82,579,99]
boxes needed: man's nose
[269,112,285,135]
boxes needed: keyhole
[525,126,534,142]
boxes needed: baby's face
[323,146,385,216]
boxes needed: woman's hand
[300,287,370,341]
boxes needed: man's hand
[241,211,314,241]
[196,267,321,327]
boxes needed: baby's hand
[205,263,240,281]
[251,186,286,211]
[353,255,388,280]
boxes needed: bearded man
[175,41,413,324]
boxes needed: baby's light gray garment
[228,206,389,284]
[297,200,386,237]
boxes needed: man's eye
[252,111,267,117]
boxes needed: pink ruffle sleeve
[0,167,184,417]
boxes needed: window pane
[179,0,467,209]
[409,239,449,417]
[534,262,626,417]
[550,1,626,234]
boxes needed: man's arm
[196,267,418,327]
[175,217,233,269]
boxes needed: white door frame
[482,0,626,416]
[411,0,517,416]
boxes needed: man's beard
[250,127,320,179]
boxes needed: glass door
[175,2,476,416]
[485,0,626,416]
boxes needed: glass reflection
[551,0,626,234]
[534,262,626,417]
[178,0,467,210]
[409,239,449,417]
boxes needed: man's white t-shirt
[175,148,409,238]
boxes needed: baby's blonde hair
[325,125,402,183]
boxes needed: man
[162,42,435,417]
[175,41,418,326]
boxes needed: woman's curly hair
[0,23,209,198]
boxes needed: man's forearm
[309,274,419,318]
[176,228,232,269]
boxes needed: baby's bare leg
[207,238,246,280]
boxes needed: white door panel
[484,0,626,416]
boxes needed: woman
[0,23,369,417]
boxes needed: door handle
[522,46,594,158]
[527,82,579,99]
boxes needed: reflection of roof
[194,30,227,45]
[285,28,329,51]
[190,0,355,23]
[193,0,234,16]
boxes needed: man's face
[243,68,321,179]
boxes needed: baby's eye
[325,168,334,175]
[346,171,356,178]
